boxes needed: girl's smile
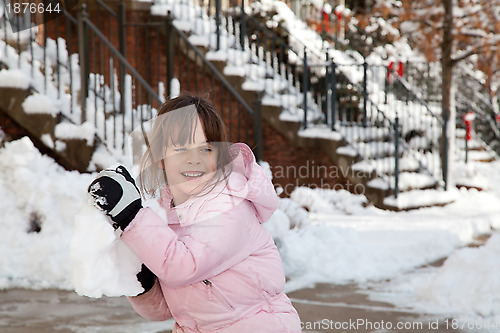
[181,171,206,180]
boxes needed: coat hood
[225,143,279,224]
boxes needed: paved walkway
[0,283,462,333]
[288,283,461,333]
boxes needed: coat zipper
[203,279,235,310]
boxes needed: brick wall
[40,2,348,196]
[261,120,348,197]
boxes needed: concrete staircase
[0,30,117,172]
[157,3,461,210]
[0,86,98,172]
[202,56,455,209]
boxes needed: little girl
[88,93,302,333]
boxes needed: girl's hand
[136,264,156,295]
[87,166,142,231]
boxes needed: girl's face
[163,118,218,206]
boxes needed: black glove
[88,166,142,231]
[136,264,156,295]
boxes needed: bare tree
[356,0,500,186]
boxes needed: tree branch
[452,36,500,64]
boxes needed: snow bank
[269,204,462,292]
[415,234,500,318]
[0,137,93,290]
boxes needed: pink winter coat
[121,143,302,333]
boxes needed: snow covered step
[352,156,420,175]
[0,87,96,172]
[337,125,391,143]
[354,141,397,159]
[367,172,438,192]
[455,139,483,150]
[336,141,397,160]
[383,188,458,211]
[0,87,56,140]
[455,149,497,162]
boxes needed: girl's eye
[201,147,212,152]
[174,147,187,152]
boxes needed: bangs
[197,108,225,144]
[160,104,199,147]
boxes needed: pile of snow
[0,137,94,290]
[369,232,500,331]
[268,186,498,293]
[415,234,500,318]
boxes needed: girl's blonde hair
[138,92,231,198]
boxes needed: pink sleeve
[120,199,259,288]
[127,279,172,321]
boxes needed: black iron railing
[0,0,263,161]
[84,0,262,159]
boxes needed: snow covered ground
[1,135,500,331]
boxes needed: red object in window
[496,114,500,124]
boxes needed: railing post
[426,62,431,103]
[253,91,263,162]
[118,0,126,115]
[240,0,246,51]
[215,0,221,50]
[78,3,89,123]
[394,116,400,198]
[362,60,368,127]
[384,65,389,104]
[325,52,330,127]
[465,126,468,163]
[302,48,308,129]
[442,112,449,190]
[331,60,337,131]
[404,60,409,105]
[166,12,174,97]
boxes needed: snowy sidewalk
[0,284,464,333]
[288,283,462,333]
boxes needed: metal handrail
[82,13,162,104]
[174,24,254,116]
[95,0,118,17]
[388,68,443,125]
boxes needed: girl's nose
[186,147,201,164]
